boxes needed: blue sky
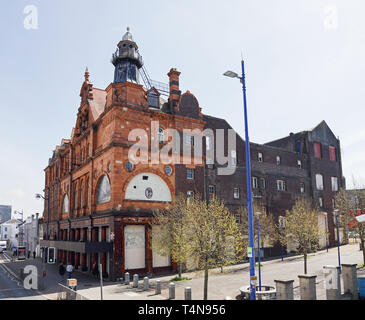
[1,0,365,218]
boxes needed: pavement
[0,243,364,300]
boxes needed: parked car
[0,241,7,253]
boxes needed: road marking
[0,288,24,292]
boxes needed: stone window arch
[125,173,172,202]
[80,180,85,208]
[62,194,69,213]
[96,175,111,204]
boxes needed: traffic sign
[247,247,253,258]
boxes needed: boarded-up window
[314,142,322,159]
[316,174,324,190]
[331,177,338,191]
[329,146,336,161]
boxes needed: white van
[0,241,7,253]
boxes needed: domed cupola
[111,27,143,84]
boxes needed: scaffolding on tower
[137,50,169,97]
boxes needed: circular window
[145,187,153,199]
[165,166,173,176]
[126,161,134,172]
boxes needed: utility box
[67,279,77,291]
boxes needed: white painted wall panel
[125,173,172,202]
[124,225,145,270]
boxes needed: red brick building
[40,28,345,279]
[40,29,206,279]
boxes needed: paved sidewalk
[1,244,363,300]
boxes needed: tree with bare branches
[152,193,191,278]
[279,198,323,274]
[236,204,277,255]
[184,196,245,300]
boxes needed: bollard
[143,277,149,291]
[323,265,341,300]
[124,272,130,285]
[185,287,192,300]
[133,274,139,288]
[342,264,359,300]
[169,282,175,299]
[274,280,294,300]
[298,275,317,300]
[155,280,161,295]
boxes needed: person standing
[33,251,36,259]
[59,264,66,283]
[92,262,99,279]
[66,263,74,279]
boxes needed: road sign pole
[99,264,103,300]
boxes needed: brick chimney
[168,68,181,103]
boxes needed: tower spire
[84,67,90,82]
[111,27,143,83]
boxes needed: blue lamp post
[334,209,341,273]
[224,60,256,300]
[255,212,262,291]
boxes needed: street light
[333,209,341,272]
[224,60,257,300]
[255,212,262,291]
[323,212,329,253]
[35,193,49,240]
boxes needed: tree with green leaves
[237,204,277,254]
[336,187,365,265]
[334,188,353,244]
[152,193,191,278]
[184,196,245,300]
[279,198,324,274]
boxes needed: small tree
[279,198,323,274]
[185,196,245,300]
[237,204,277,256]
[334,188,353,244]
[152,194,191,278]
[346,188,365,265]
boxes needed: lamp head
[35,194,42,199]
[223,70,239,78]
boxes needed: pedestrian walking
[33,251,36,259]
[59,264,66,283]
[66,263,74,279]
[27,250,30,259]
[92,262,99,279]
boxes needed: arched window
[85,177,89,208]
[74,182,78,209]
[80,181,84,208]
[62,194,69,213]
[96,175,111,204]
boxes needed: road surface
[0,254,45,300]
